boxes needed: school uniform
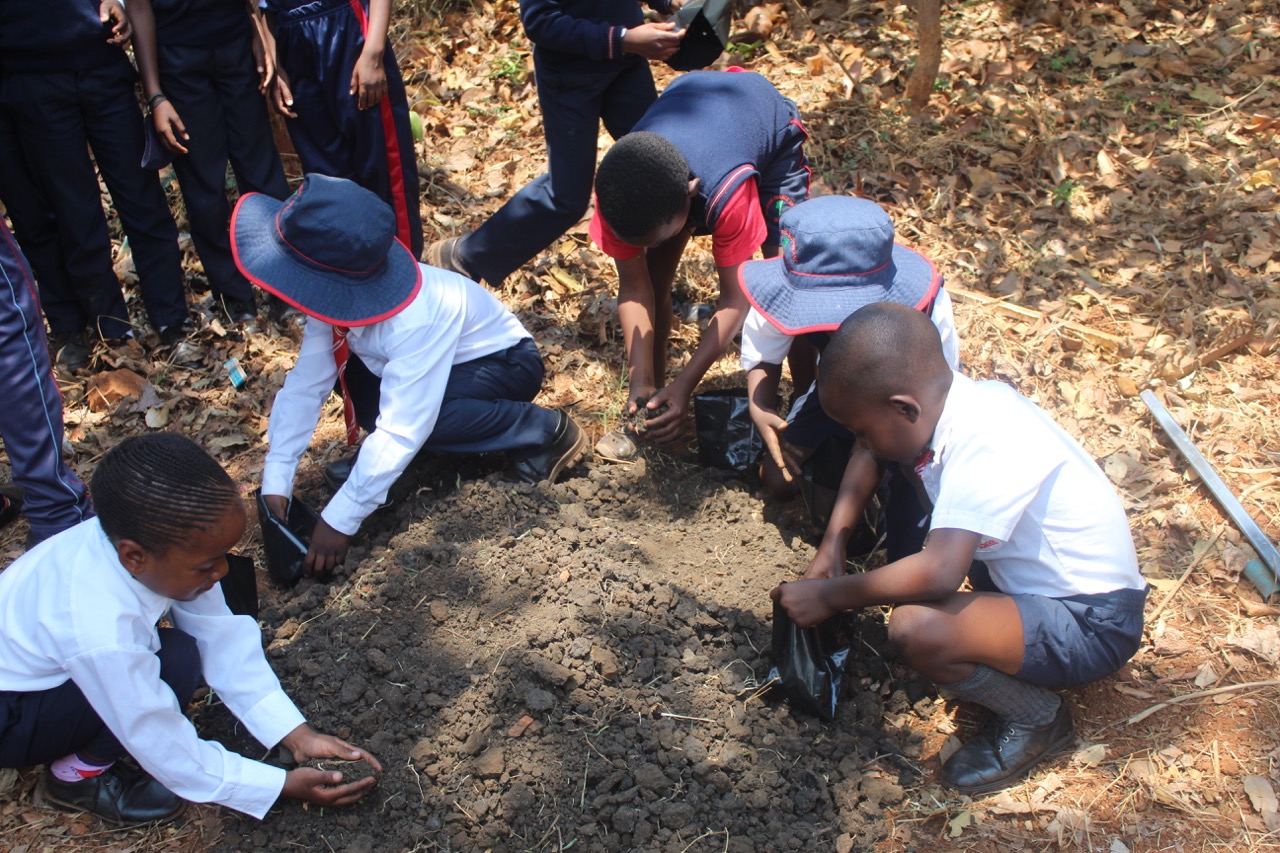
[915,371,1148,688]
[454,0,667,286]
[262,0,422,258]
[0,0,188,339]
[0,518,305,818]
[590,70,810,267]
[262,265,562,536]
[0,222,93,541]
[149,0,291,304]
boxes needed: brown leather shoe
[40,764,185,826]
[425,235,473,279]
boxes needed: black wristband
[147,93,169,110]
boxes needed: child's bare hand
[100,0,131,44]
[350,51,387,110]
[770,579,837,628]
[640,386,688,442]
[626,383,658,418]
[251,29,276,95]
[152,102,189,155]
[262,494,289,521]
[272,68,297,118]
[621,22,685,61]
[754,411,794,484]
[282,767,378,807]
[280,724,383,770]
[804,544,847,581]
[304,519,349,577]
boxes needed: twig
[1147,527,1223,624]
[660,712,716,724]
[1125,679,1280,726]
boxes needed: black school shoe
[941,701,1075,795]
[0,483,24,530]
[505,411,588,485]
[40,763,185,826]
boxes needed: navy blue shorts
[1008,586,1148,689]
[783,381,846,450]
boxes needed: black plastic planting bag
[767,599,851,720]
[694,388,763,473]
[667,0,732,71]
[220,554,259,619]
[254,489,321,586]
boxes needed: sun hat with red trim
[231,174,421,327]
[739,196,940,335]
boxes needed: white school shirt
[0,519,306,819]
[740,288,962,372]
[261,264,532,535]
[917,372,1144,598]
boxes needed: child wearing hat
[773,303,1147,795]
[589,69,810,454]
[0,433,380,825]
[233,175,587,576]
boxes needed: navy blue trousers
[0,223,92,541]
[1,61,187,338]
[457,54,656,286]
[274,0,422,258]
[346,338,560,454]
[0,628,200,767]
[158,38,291,303]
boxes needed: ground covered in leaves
[3,0,1280,850]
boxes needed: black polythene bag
[254,488,321,587]
[666,0,732,71]
[220,554,259,619]
[694,388,763,473]
[767,599,852,721]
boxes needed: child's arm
[126,0,190,154]
[746,362,794,483]
[615,253,662,414]
[642,261,749,440]
[350,0,391,110]
[262,12,297,117]
[520,0,684,62]
[773,526,981,628]
[248,2,275,95]
[805,446,879,579]
[100,0,131,44]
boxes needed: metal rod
[1141,390,1280,593]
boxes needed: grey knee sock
[940,664,1061,726]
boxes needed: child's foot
[505,412,588,484]
[941,701,1075,794]
[594,427,640,462]
[425,235,473,280]
[39,764,185,826]
[48,330,91,372]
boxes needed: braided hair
[91,433,241,553]
[595,132,691,242]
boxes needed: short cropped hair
[91,433,241,553]
[595,132,691,242]
[819,302,949,404]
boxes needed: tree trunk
[905,0,942,112]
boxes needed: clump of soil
[625,397,670,434]
[302,758,382,784]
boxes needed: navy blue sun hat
[739,196,940,334]
[231,174,421,326]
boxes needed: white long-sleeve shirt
[0,519,306,819]
[260,264,532,535]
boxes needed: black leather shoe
[40,764,185,826]
[505,412,587,485]
[0,483,24,530]
[323,451,359,491]
[941,701,1075,794]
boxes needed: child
[738,196,960,501]
[262,0,423,258]
[426,0,684,287]
[772,303,1147,794]
[0,221,94,544]
[0,433,381,824]
[127,0,293,325]
[233,175,587,577]
[0,0,190,346]
[589,69,810,453]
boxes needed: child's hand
[282,766,378,807]
[350,50,388,110]
[626,383,658,419]
[304,519,349,577]
[804,543,847,581]
[753,411,795,484]
[272,67,297,119]
[622,22,685,61]
[152,102,189,155]
[280,723,383,769]
[100,0,131,44]
[639,385,688,443]
[770,579,837,628]
[262,494,289,521]
[251,27,276,95]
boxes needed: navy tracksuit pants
[273,0,422,258]
[458,54,655,287]
[1,61,187,339]
[0,628,199,767]
[0,222,92,542]
[157,39,291,303]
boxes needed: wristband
[147,93,169,111]
[619,27,628,42]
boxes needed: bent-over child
[233,175,587,577]
[0,433,381,825]
[772,303,1147,794]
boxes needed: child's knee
[886,605,953,665]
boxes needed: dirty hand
[625,382,659,419]
[152,101,189,155]
[281,723,383,769]
[100,0,130,44]
[350,50,387,109]
[755,411,795,484]
[639,385,688,443]
[304,519,349,577]
[272,67,297,118]
[621,22,685,61]
[804,543,847,581]
[770,579,837,628]
[282,766,378,807]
